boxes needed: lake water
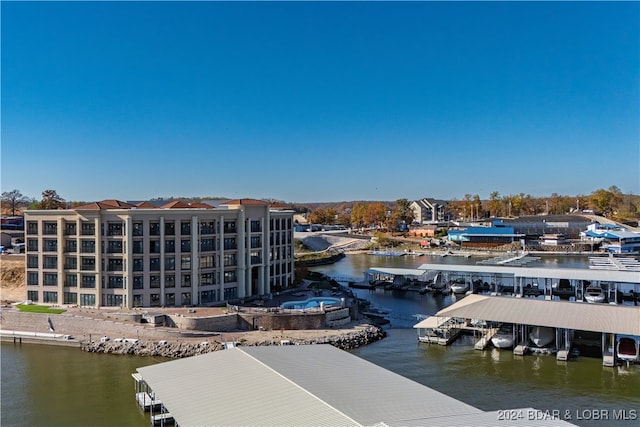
[2,254,638,426]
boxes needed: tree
[394,198,415,225]
[1,189,32,215]
[38,189,66,210]
[488,191,502,217]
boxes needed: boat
[450,277,470,294]
[617,336,640,362]
[430,272,446,292]
[553,278,575,300]
[529,326,555,347]
[584,285,606,303]
[491,324,514,349]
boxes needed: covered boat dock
[416,263,640,303]
[415,294,640,366]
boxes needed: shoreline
[0,307,386,358]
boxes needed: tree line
[1,187,638,226]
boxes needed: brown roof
[220,199,269,206]
[269,202,292,210]
[74,200,135,210]
[135,201,158,209]
[161,201,214,209]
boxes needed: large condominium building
[24,199,295,309]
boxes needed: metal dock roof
[136,344,577,427]
[427,294,640,336]
[417,263,640,284]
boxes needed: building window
[181,256,191,270]
[181,274,191,287]
[64,257,77,270]
[80,240,95,253]
[43,239,58,252]
[250,235,261,248]
[165,239,175,253]
[133,294,143,307]
[80,294,96,306]
[165,257,175,271]
[81,275,96,288]
[223,238,236,250]
[81,257,95,271]
[27,221,38,235]
[27,239,38,251]
[180,221,191,235]
[200,221,214,235]
[165,221,175,236]
[133,258,144,272]
[150,258,160,271]
[224,270,237,283]
[65,274,78,287]
[251,251,261,264]
[65,240,77,253]
[223,287,237,300]
[44,273,58,286]
[43,256,58,269]
[27,255,39,268]
[223,253,236,267]
[108,258,123,272]
[181,239,191,252]
[43,291,58,303]
[200,238,214,252]
[149,222,160,236]
[150,294,161,307]
[108,276,125,289]
[81,222,95,236]
[250,220,261,232]
[200,272,215,285]
[165,293,175,306]
[199,255,214,269]
[150,240,161,253]
[43,221,57,235]
[132,222,144,236]
[27,290,39,302]
[107,222,123,236]
[150,275,160,288]
[103,294,123,307]
[200,290,216,304]
[27,272,39,286]
[224,221,236,233]
[165,275,175,288]
[181,292,191,305]
[64,292,77,305]
[108,241,123,253]
[132,240,143,254]
[133,276,144,289]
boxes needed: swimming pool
[280,297,342,310]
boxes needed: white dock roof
[136,344,577,427]
[364,267,431,277]
[432,294,640,336]
[417,263,640,284]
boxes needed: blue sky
[2,1,638,203]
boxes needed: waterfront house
[24,198,295,308]
[410,198,450,224]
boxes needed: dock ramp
[474,328,498,350]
